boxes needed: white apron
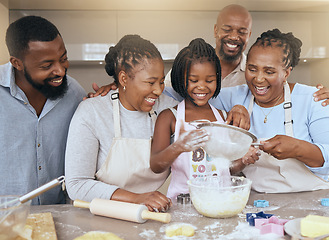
[95,91,170,193]
[166,100,225,200]
[243,82,329,193]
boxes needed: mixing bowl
[0,196,31,240]
[187,176,252,218]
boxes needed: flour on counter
[139,229,157,239]
[222,222,281,240]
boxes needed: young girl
[150,38,248,200]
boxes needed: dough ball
[165,223,195,237]
[74,231,123,240]
[17,225,33,240]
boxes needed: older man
[163,4,329,105]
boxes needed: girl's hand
[226,105,250,130]
[175,128,209,152]
[230,146,260,174]
[134,191,172,212]
[241,146,261,165]
[83,82,117,100]
[313,84,329,107]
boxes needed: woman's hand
[111,189,172,212]
[259,135,298,160]
[259,135,324,167]
[226,105,250,130]
[83,82,117,100]
[313,84,329,107]
[134,191,172,212]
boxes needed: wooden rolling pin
[74,198,171,224]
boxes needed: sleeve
[65,101,119,202]
[163,86,184,102]
[304,90,329,178]
[209,85,248,112]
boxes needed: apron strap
[209,103,225,122]
[283,82,293,137]
[111,90,121,138]
[248,94,254,117]
[148,108,157,131]
[112,89,157,137]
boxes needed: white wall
[0,1,9,64]
[9,9,329,91]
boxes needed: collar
[0,62,20,97]
[232,53,246,74]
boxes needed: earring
[123,86,126,91]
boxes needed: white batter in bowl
[187,176,252,218]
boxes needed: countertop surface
[30,189,329,240]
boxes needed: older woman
[65,35,178,212]
[212,29,329,193]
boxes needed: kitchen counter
[31,189,329,240]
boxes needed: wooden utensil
[74,199,171,224]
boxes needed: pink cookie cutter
[254,216,289,236]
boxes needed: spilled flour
[138,221,282,240]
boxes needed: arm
[259,88,329,168]
[65,103,172,212]
[83,82,117,100]
[259,135,324,167]
[65,103,117,202]
[313,84,329,107]
[150,109,209,173]
[230,147,261,174]
[225,104,250,130]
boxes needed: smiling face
[214,5,252,62]
[119,58,165,112]
[246,45,291,107]
[185,61,217,107]
[19,35,69,99]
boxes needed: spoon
[0,176,65,210]
[0,176,65,226]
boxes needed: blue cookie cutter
[254,199,269,208]
[246,211,274,226]
[321,198,329,207]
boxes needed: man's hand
[83,82,117,100]
[313,84,329,107]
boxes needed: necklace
[256,95,283,123]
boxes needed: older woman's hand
[313,84,329,107]
[135,191,172,212]
[225,105,250,130]
[259,135,298,159]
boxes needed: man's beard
[24,68,68,100]
[218,39,243,62]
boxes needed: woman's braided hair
[248,28,302,70]
[171,38,221,99]
[105,34,162,84]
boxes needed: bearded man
[0,16,86,204]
